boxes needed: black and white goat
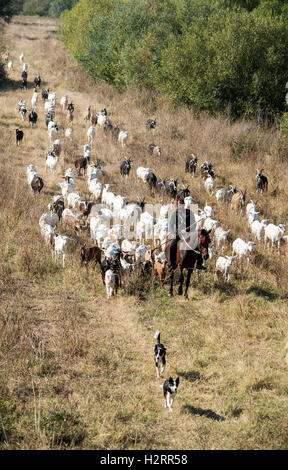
[256,169,268,193]
[120,158,132,181]
[185,156,199,176]
[28,109,38,127]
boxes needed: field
[0,16,288,450]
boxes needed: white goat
[105,269,117,299]
[88,178,103,200]
[66,192,84,211]
[118,131,129,147]
[214,227,231,253]
[250,219,269,242]
[232,238,256,268]
[136,167,152,183]
[87,126,96,144]
[135,244,149,262]
[113,195,127,212]
[264,224,286,253]
[214,256,237,282]
[248,210,260,227]
[26,164,37,185]
[60,95,68,111]
[203,204,216,218]
[45,152,59,173]
[65,128,73,139]
[203,217,219,232]
[31,91,38,109]
[39,212,59,229]
[204,176,215,196]
[52,234,73,268]
[59,181,75,200]
[48,126,58,144]
[246,200,259,216]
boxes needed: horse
[164,229,211,298]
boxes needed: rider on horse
[167,196,206,271]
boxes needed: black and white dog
[154,330,166,379]
[163,377,180,412]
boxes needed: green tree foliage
[58,0,288,117]
[49,0,78,18]
[22,0,51,16]
[0,0,24,16]
[21,0,77,17]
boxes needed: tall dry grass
[0,16,287,450]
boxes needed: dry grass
[0,15,288,450]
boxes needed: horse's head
[199,229,212,259]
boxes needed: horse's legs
[178,267,184,295]
[184,269,193,299]
[169,269,174,296]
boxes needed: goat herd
[5,50,287,300]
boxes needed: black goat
[42,88,49,101]
[177,186,190,200]
[16,129,24,146]
[256,169,268,193]
[147,172,157,192]
[34,75,41,88]
[31,175,44,194]
[165,180,178,199]
[146,119,156,135]
[49,197,65,220]
[67,102,74,113]
[29,109,38,127]
[120,158,132,180]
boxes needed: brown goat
[90,114,98,125]
[149,144,162,158]
[74,156,88,176]
[80,244,101,267]
[154,261,166,286]
[230,190,246,214]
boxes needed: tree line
[0,0,77,18]
[59,0,288,118]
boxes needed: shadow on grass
[230,408,243,418]
[182,404,225,422]
[246,285,278,301]
[1,78,49,92]
[177,370,205,382]
[212,282,239,297]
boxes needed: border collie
[163,377,180,412]
[154,330,166,379]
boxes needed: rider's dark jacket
[168,206,196,241]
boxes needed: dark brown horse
[164,229,211,298]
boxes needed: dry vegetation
[0,16,288,450]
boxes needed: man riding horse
[167,196,206,271]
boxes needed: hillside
[0,16,288,450]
